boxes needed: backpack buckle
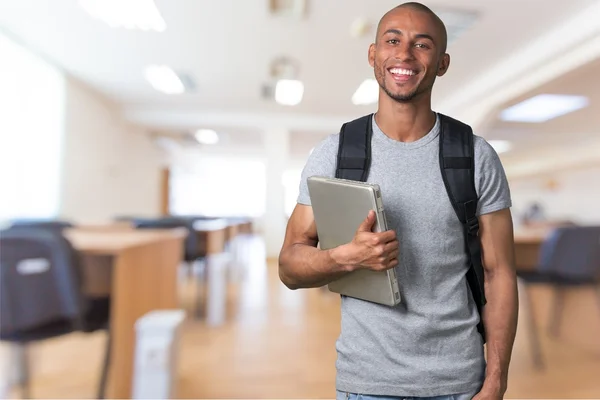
[467,216,479,236]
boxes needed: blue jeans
[335,389,480,400]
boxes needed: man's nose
[394,43,415,61]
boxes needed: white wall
[59,78,163,222]
[509,164,600,225]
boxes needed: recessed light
[195,129,219,145]
[144,65,185,94]
[275,79,304,106]
[352,79,379,105]
[78,0,166,32]
[488,140,512,154]
[500,94,589,123]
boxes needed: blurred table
[64,227,186,399]
[513,228,551,271]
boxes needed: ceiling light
[78,0,166,32]
[275,79,304,106]
[195,129,219,145]
[144,65,184,94]
[268,0,307,18]
[352,79,379,105]
[499,94,589,123]
[350,18,371,37]
[488,140,512,154]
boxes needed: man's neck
[374,95,437,143]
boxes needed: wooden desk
[513,228,551,271]
[194,219,228,256]
[64,228,186,399]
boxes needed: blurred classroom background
[0,0,599,399]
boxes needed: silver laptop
[307,176,401,306]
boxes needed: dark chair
[131,217,201,262]
[517,226,600,369]
[9,219,73,231]
[0,228,111,399]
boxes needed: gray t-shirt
[297,113,512,397]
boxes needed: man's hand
[331,210,399,272]
[472,378,506,400]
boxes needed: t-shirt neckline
[371,113,440,150]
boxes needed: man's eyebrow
[415,33,435,43]
[382,29,436,44]
[383,28,403,36]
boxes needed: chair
[131,217,202,262]
[0,227,111,399]
[9,219,73,231]
[517,226,600,369]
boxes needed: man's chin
[389,91,418,102]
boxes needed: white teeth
[389,68,415,76]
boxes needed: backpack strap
[438,113,487,342]
[335,114,373,181]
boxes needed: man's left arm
[475,207,519,400]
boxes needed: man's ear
[368,43,376,68]
[437,53,450,77]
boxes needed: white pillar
[263,128,290,259]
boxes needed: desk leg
[228,236,244,283]
[206,253,229,327]
[106,238,182,399]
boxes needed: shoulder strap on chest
[438,113,487,342]
[335,114,373,181]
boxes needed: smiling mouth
[388,68,417,76]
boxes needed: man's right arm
[278,204,399,290]
[278,204,350,290]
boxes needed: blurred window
[0,33,65,222]
[169,155,267,217]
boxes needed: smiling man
[278,3,518,400]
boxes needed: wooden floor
[4,236,600,399]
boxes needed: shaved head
[376,2,448,54]
[368,1,451,104]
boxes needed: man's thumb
[357,210,376,232]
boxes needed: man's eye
[415,43,430,49]
[387,39,399,45]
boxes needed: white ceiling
[488,58,600,148]
[1,0,599,162]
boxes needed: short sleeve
[296,134,339,206]
[473,136,512,216]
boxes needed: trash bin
[131,309,186,399]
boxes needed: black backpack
[335,113,487,342]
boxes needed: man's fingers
[357,210,376,232]
[383,240,399,253]
[376,230,397,243]
[387,248,399,261]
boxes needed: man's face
[369,8,449,103]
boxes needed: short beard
[381,83,419,102]
[374,62,432,103]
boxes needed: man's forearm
[482,266,519,389]
[278,244,350,290]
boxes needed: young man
[278,3,518,400]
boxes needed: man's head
[369,2,450,103]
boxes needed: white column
[263,128,290,259]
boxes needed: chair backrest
[538,226,600,280]
[10,219,73,231]
[0,228,85,338]
[132,217,198,261]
